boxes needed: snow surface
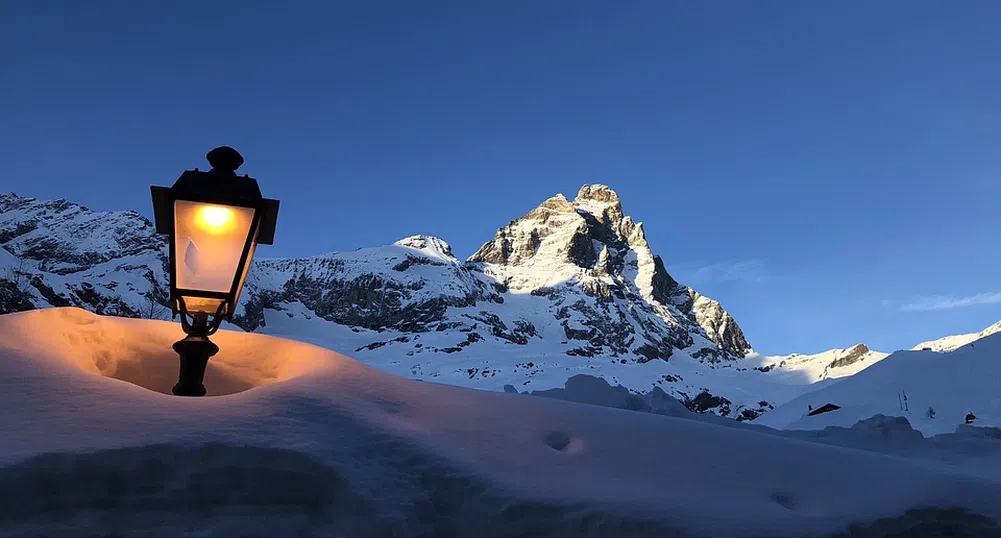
[912,321,1001,353]
[757,332,1001,436]
[748,344,890,384]
[257,304,840,417]
[256,302,905,423]
[4,308,1001,537]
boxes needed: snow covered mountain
[750,343,890,383]
[2,187,997,423]
[235,185,749,365]
[756,330,1001,435]
[0,186,781,416]
[0,193,168,318]
[911,321,1001,353]
[745,322,1001,430]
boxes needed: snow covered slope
[749,343,890,383]
[756,332,1001,435]
[3,308,1001,537]
[912,321,1001,352]
[747,320,1001,398]
[0,193,168,317]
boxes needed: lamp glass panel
[173,200,256,311]
[231,227,259,311]
[177,296,227,315]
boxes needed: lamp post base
[171,334,219,397]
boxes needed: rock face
[468,184,750,363]
[0,193,168,318]
[232,234,503,334]
[691,292,751,359]
[826,344,871,370]
[0,186,767,418]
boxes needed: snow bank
[513,374,781,434]
[3,308,1001,537]
[515,374,691,415]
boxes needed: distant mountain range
[0,187,996,423]
[911,321,1001,353]
[758,329,1001,435]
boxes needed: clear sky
[2,1,1000,355]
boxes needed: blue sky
[2,1,1000,354]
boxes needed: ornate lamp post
[150,146,279,396]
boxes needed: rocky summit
[467,185,749,361]
[0,186,781,418]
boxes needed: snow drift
[2,308,1001,537]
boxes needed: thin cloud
[900,292,1001,312]
[669,259,766,283]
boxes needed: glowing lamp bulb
[198,206,234,231]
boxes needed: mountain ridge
[911,321,1001,353]
[756,330,1001,435]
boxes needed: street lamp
[150,146,279,396]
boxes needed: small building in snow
[808,403,841,417]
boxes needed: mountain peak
[573,184,620,206]
[542,193,574,209]
[846,343,870,354]
[571,184,631,242]
[524,194,576,223]
[467,185,752,361]
[394,235,455,261]
[574,184,622,217]
[468,184,660,281]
